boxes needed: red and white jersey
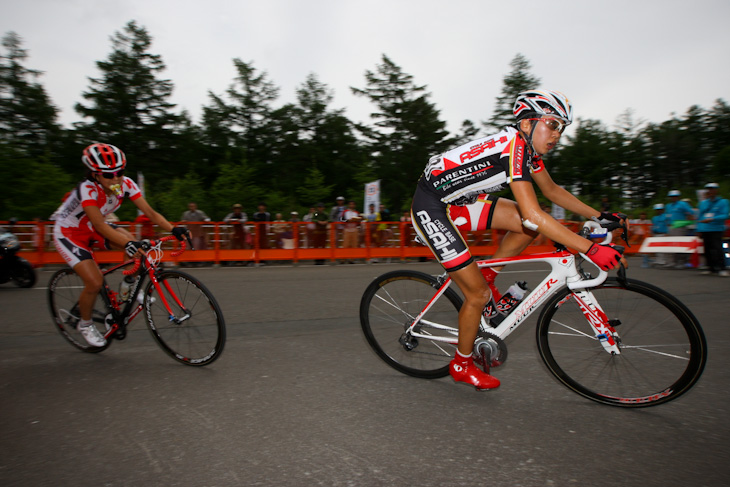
[418,126,545,204]
[53,177,142,246]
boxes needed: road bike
[48,235,225,366]
[360,221,707,407]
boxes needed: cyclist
[52,143,189,347]
[411,90,625,390]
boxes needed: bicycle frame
[406,249,618,353]
[98,237,190,340]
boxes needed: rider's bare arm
[132,196,175,233]
[510,180,593,254]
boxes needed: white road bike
[360,221,707,407]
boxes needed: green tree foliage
[297,166,334,209]
[352,54,453,211]
[484,53,540,132]
[74,21,189,186]
[202,59,279,177]
[0,142,72,219]
[2,22,729,222]
[210,161,263,217]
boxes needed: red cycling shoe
[450,355,500,390]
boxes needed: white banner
[364,180,381,217]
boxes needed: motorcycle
[0,227,36,288]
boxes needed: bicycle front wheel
[142,270,225,366]
[360,270,462,379]
[48,268,111,353]
[536,277,707,408]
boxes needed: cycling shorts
[411,186,499,272]
[53,223,115,268]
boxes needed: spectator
[312,202,329,265]
[377,204,393,247]
[696,183,729,277]
[330,196,347,245]
[252,202,271,250]
[630,211,651,267]
[223,204,248,249]
[181,202,211,250]
[303,207,316,248]
[342,200,362,255]
[651,204,669,267]
[665,189,695,269]
[366,203,379,246]
[134,213,157,240]
[272,213,288,249]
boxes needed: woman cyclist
[53,143,189,347]
[411,90,625,391]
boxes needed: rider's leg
[448,262,500,390]
[72,259,107,346]
[73,259,104,321]
[449,262,491,355]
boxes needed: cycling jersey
[412,126,543,271]
[53,177,142,266]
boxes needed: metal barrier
[3,220,660,267]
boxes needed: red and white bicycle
[360,221,707,407]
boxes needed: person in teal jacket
[665,189,695,268]
[650,204,669,267]
[696,183,729,276]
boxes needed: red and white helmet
[513,90,573,124]
[81,143,126,173]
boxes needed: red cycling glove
[586,243,621,270]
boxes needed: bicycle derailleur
[473,330,508,373]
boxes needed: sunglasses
[526,118,568,134]
[99,170,125,179]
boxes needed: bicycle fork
[148,273,191,324]
[571,290,621,355]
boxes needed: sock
[78,318,93,328]
[455,349,473,363]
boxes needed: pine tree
[484,53,541,132]
[0,31,62,159]
[352,54,452,211]
[74,21,188,185]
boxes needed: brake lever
[185,234,195,251]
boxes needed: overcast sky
[2,0,729,135]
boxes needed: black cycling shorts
[411,185,499,272]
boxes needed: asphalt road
[1,258,729,487]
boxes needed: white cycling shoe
[78,322,107,347]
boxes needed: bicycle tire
[536,277,707,408]
[360,270,463,379]
[142,270,225,366]
[48,267,111,353]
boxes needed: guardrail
[1,220,662,267]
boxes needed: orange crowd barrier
[2,220,661,268]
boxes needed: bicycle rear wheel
[142,270,225,366]
[360,270,462,379]
[536,277,707,407]
[48,268,111,353]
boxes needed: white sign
[364,180,381,217]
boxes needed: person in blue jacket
[650,204,669,267]
[665,189,695,268]
[696,183,729,277]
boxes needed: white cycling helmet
[653,204,665,210]
[82,143,126,173]
[513,90,573,124]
